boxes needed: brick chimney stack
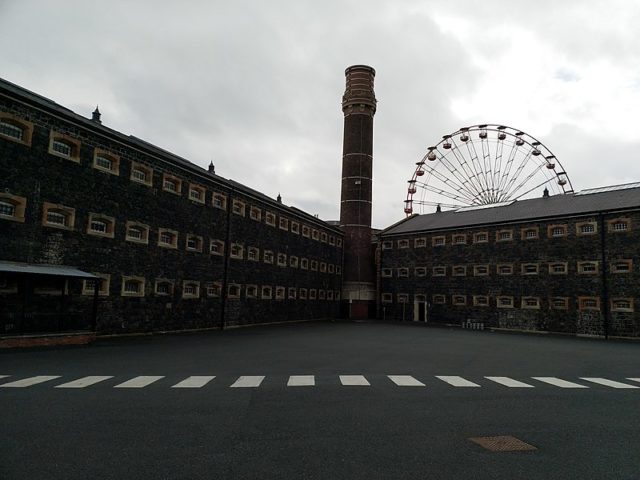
[339,65,377,319]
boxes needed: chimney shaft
[339,65,377,319]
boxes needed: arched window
[0,115,33,145]
[0,200,16,217]
[0,120,24,140]
[42,203,76,230]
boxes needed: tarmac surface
[1,320,639,479]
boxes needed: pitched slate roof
[382,184,640,236]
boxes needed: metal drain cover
[468,435,537,452]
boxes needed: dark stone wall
[0,93,343,335]
[379,215,640,337]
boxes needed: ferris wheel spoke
[445,141,486,199]
[505,162,553,200]
[495,144,520,198]
[501,151,538,200]
[416,179,478,204]
[511,177,556,201]
[418,164,479,203]
[413,200,465,209]
[465,140,492,201]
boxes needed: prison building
[0,78,343,335]
[378,184,640,338]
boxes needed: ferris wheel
[404,124,573,215]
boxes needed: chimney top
[543,187,550,198]
[91,106,101,124]
[276,193,282,203]
[208,161,215,174]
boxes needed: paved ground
[1,321,639,479]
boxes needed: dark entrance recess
[0,261,98,336]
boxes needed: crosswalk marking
[388,375,425,387]
[485,376,534,388]
[230,376,265,388]
[287,375,315,386]
[579,378,639,389]
[0,375,61,388]
[114,376,164,388]
[435,376,480,387]
[340,375,370,386]
[531,377,589,388]
[55,376,114,389]
[171,376,216,388]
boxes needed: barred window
[162,175,182,194]
[130,163,153,186]
[577,261,598,274]
[414,237,426,248]
[497,230,513,241]
[206,282,222,297]
[432,266,446,276]
[277,253,287,266]
[522,297,540,309]
[611,260,632,273]
[473,232,488,244]
[87,214,115,238]
[154,280,174,296]
[265,212,276,226]
[158,229,178,248]
[212,193,227,210]
[398,239,409,249]
[232,200,245,216]
[300,258,308,270]
[125,222,149,244]
[521,263,539,275]
[397,293,409,304]
[382,268,393,278]
[230,243,244,259]
[549,225,567,237]
[210,240,225,256]
[246,285,258,298]
[382,240,393,250]
[0,119,24,140]
[497,264,513,275]
[473,295,489,307]
[43,203,75,230]
[94,152,119,174]
[522,228,538,239]
[186,235,203,252]
[452,295,466,306]
[182,281,200,298]
[452,265,466,276]
[551,297,569,310]
[432,236,446,247]
[261,286,272,299]
[611,298,633,312]
[228,284,241,299]
[415,267,427,277]
[433,294,446,304]
[397,268,409,277]
[188,184,206,204]
[250,206,261,221]
[577,222,597,235]
[608,218,630,232]
[549,262,568,275]
[279,217,289,230]
[578,297,600,311]
[473,265,489,276]
[121,276,145,297]
[248,247,260,261]
[497,296,514,308]
[263,250,274,264]
[453,234,466,245]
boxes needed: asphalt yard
[1,321,639,480]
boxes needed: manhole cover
[468,436,537,452]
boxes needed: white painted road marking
[579,378,639,389]
[532,377,589,388]
[55,376,114,389]
[627,378,640,383]
[114,376,164,388]
[388,375,425,387]
[287,375,315,386]
[340,375,370,386]
[485,377,534,388]
[0,375,8,380]
[171,376,216,388]
[435,376,480,387]
[230,376,265,388]
[0,375,61,388]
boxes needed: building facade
[378,187,640,338]
[0,78,343,334]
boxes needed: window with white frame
[210,239,224,256]
[497,263,513,275]
[228,284,241,299]
[433,294,446,304]
[397,239,409,249]
[521,297,541,309]
[288,287,297,299]
[162,174,182,195]
[188,184,206,204]
[158,229,178,248]
[310,260,318,271]
[522,228,538,240]
[275,286,285,300]
[432,266,446,276]
[309,289,317,300]
[414,237,426,248]
[212,193,227,210]
[279,217,289,231]
[248,247,260,261]
[249,206,261,221]
[42,203,75,230]
[521,263,539,275]
[182,281,200,299]
[232,200,245,216]
[473,295,489,307]
[0,114,33,145]
[312,229,320,241]
[320,232,328,243]
[261,286,272,299]
[93,150,120,175]
[246,284,258,299]
[397,268,409,277]
[265,212,276,226]
[382,240,393,250]
[299,288,308,300]
[381,293,393,303]
[263,250,274,264]
[611,260,632,273]
[130,162,153,186]
[328,263,335,274]
[611,298,633,312]
[452,234,466,245]
[121,276,145,297]
[277,253,287,267]
[154,279,174,296]
[578,261,599,274]
[125,222,150,244]
[497,296,514,308]
[397,293,409,304]
[550,297,569,310]
[337,238,343,248]
[290,256,298,268]
[578,297,600,310]
[452,265,467,276]
[452,295,466,306]
[230,243,244,259]
[473,265,489,276]
[382,268,393,277]
[82,273,110,296]
[415,266,427,277]
[0,194,26,223]
[49,132,80,161]
[301,224,310,237]
[186,234,203,252]
[548,224,567,237]
[206,282,222,297]
[432,236,446,247]
[300,258,308,270]
[473,232,488,244]
[548,262,568,275]
[576,222,597,236]
[496,230,513,242]
[87,213,115,238]
[608,218,630,232]
[328,235,335,245]
[320,262,327,273]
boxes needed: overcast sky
[2,0,639,228]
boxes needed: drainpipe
[219,188,233,330]
[599,213,609,340]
